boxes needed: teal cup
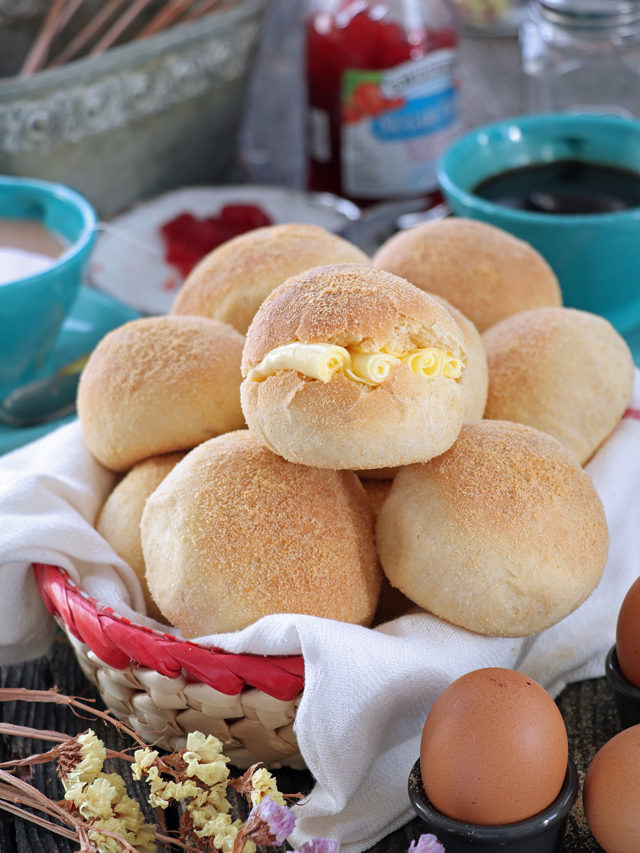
[437,114,640,350]
[0,176,97,395]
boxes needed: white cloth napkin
[0,370,639,853]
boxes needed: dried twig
[135,0,201,38]
[20,0,69,76]
[0,722,70,744]
[0,687,149,749]
[47,0,128,67]
[57,0,89,33]
[88,0,158,57]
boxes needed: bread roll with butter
[170,222,371,334]
[141,430,381,636]
[373,218,562,332]
[96,452,185,622]
[77,315,245,471]
[240,263,468,470]
[376,420,609,637]
[483,307,634,465]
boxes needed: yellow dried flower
[147,775,201,809]
[185,731,226,763]
[249,767,286,807]
[59,729,107,787]
[66,775,119,820]
[131,748,159,781]
[183,732,230,787]
[189,807,245,850]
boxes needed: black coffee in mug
[473,160,640,215]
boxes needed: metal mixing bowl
[0,0,266,217]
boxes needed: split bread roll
[376,420,609,637]
[483,307,634,465]
[358,297,488,481]
[77,315,245,471]
[96,452,185,622]
[141,430,381,636]
[373,218,562,332]
[170,222,371,334]
[240,263,468,470]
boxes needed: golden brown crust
[77,315,246,472]
[483,307,634,464]
[96,452,185,622]
[170,223,371,334]
[240,264,467,469]
[141,430,381,636]
[372,218,562,332]
[242,263,466,370]
[376,420,609,637]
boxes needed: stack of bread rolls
[78,217,633,641]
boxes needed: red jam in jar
[306,0,460,205]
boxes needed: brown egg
[583,725,640,852]
[616,577,640,687]
[419,667,568,825]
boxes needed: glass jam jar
[305,0,460,205]
[521,0,640,117]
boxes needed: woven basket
[33,563,306,769]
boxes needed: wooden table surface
[0,14,615,853]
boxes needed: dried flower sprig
[0,687,446,853]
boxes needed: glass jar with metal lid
[521,0,640,116]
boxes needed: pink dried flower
[243,795,296,846]
[408,834,445,853]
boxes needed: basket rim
[33,563,304,702]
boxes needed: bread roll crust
[483,307,634,464]
[77,315,245,471]
[376,420,609,637]
[241,264,467,469]
[242,263,465,369]
[96,452,185,622]
[372,218,562,332]
[141,430,381,637]
[171,223,371,334]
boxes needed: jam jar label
[340,48,460,198]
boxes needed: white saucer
[89,185,360,316]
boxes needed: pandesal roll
[483,307,634,465]
[373,218,562,332]
[240,263,467,470]
[77,315,245,471]
[170,222,371,334]
[96,452,186,622]
[376,420,609,637]
[141,430,381,637]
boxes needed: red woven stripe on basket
[33,564,304,701]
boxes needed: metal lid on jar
[533,0,640,28]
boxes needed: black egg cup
[408,757,579,853]
[605,644,640,729]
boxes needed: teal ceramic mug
[437,113,640,347]
[0,176,97,395]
